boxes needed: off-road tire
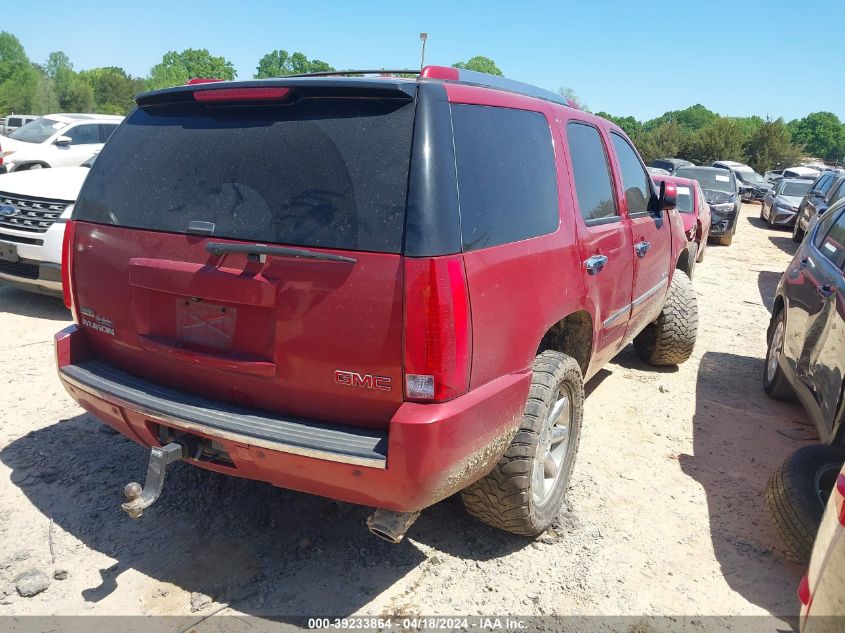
[633,270,698,366]
[763,309,794,401]
[792,221,805,243]
[461,351,584,537]
[765,444,845,563]
[718,232,733,246]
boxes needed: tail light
[403,256,472,402]
[61,220,76,311]
[193,87,290,102]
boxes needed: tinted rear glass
[452,104,559,251]
[75,98,415,253]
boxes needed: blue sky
[10,0,844,122]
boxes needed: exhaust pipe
[366,509,421,543]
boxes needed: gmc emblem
[335,370,392,391]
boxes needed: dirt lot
[0,203,816,627]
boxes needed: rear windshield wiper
[205,242,357,264]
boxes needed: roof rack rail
[421,65,577,109]
[287,69,420,77]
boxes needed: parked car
[765,198,845,560]
[765,169,785,184]
[652,174,711,270]
[0,154,95,295]
[798,460,845,631]
[673,166,741,246]
[1,114,38,136]
[794,172,845,242]
[712,160,772,202]
[54,67,698,542]
[647,166,670,176]
[784,166,822,180]
[0,114,121,173]
[651,158,694,173]
[761,178,813,228]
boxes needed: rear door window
[566,122,618,223]
[451,104,559,251]
[75,98,415,253]
[8,117,21,128]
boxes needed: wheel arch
[537,310,593,376]
[676,243,694,279]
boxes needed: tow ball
[121,443,183,519]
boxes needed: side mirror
[659,181,677,210]
[55,136,72,146]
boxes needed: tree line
[1,34,842,172]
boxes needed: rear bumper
[55,325,530,511]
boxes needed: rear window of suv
[74,98,415,253]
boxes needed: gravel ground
[0,204,814,628]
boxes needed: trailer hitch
[121,443,183,519]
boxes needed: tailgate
[70,84,416,429]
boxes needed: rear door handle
[584,254,609,275]
[635,241,652,258]
[817,284,834,298]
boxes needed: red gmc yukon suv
[55,67,698,542]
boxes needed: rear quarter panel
[444,85,587,389]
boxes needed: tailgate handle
[205,242,357,264]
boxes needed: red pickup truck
[55,67,698,542]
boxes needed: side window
[8,117,21,128]
[566,122,618,222]
[610,133,653,215]
[814,208,844,250]
[815,174,832,193]
[817,210,845,269]
[828,180,845,205]
[64,124,100,145]
[99,124,119,143]
[452,105,559,251]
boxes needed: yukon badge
[335,370,391,391]
[80,307,115,336]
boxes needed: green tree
[685,118,746,164]
[0,32,30,84]
[452,56,502,76]
[147,49,236,90]
[558,86,589,112]
[254,50,334,78]
[45,51,72,80]
[80,66,143,114]
[637,121,686,164]
[789,112,845,161]
[744,118,804,173]
[644,104,717,134]
[0,32,39,113]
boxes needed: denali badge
[335,370,391,391]
[80,307,115,336]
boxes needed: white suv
[0,155,94,295]
[0,113,122,173]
